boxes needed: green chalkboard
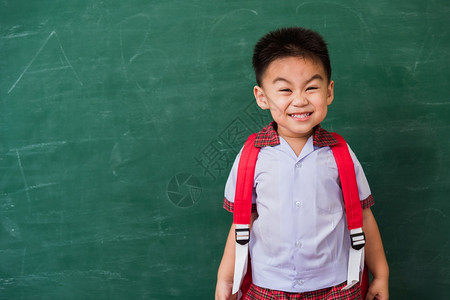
[1,0,449,299]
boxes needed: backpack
[232,132,369,298]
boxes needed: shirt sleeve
[223,148,257,213]
[347,144,375,209]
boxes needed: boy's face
[254,56,334,142]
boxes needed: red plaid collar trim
[254,121,339,148]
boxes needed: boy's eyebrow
[272,74,324,85]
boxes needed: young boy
[215,27,389,299]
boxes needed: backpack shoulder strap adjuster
[350,228,366,250]
[235,224,250,245]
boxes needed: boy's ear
[254,86,269,110]
[327,80,334,105]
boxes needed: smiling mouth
[289,112,312,120]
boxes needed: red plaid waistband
[243,281,361,300]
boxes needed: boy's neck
[278,130,313,157]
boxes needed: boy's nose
[292,93,308,106]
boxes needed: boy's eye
[306,86,318,91]
[279,89,292,93]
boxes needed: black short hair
[252,27,331,86]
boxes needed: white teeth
[291,113,311,118]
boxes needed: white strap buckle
[232,225,250,295]
[342,228,365,290]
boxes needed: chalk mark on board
[119,25,128,81]
[208,8,258,35]
[295,2,371,63]
[1,31,38,39]
[7,31,83,94]
[200,8,259,67]
[2,183,58,199]
[118,14,151,81]
[413,28,445,73]
[15,150,31,205]
[9,143,63,200]
[26,65,72,74]
[1,216,21,239]
[26,182,58,192]
[12,141,67,152]
[413,28,432,73]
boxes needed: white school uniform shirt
[224,122,373,293]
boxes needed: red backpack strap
[233,133,260,242]
[232,133,260,296]
[330,133,363,232]
[331,132,368,294]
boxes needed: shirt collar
[254,121,339,148]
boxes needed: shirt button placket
[294,160,303,209]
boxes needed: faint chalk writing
[118,14,151,82]
[7,31,83,94]
[12,141,67,152]
[15,150,30,205]
[1,217,21,239]
[208,9,258,35]
[10,142,65,206]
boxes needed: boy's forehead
[262,56,327,82]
